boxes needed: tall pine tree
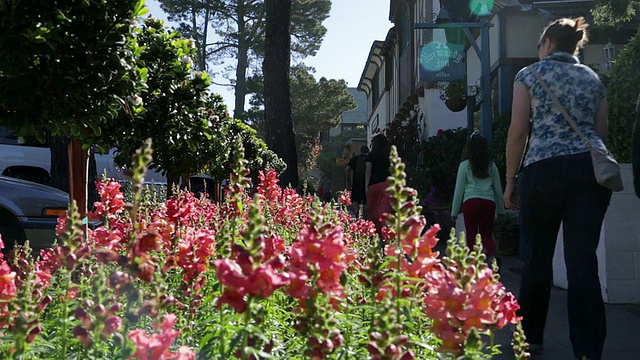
[263,0,298,189]
[158,0,330,119]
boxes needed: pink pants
[367,180,392,233]
[462,198,497,256]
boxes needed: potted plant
[437,80,467,112]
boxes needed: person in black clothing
[346,145,369,217]
[365,134,392,233]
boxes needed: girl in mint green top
[451,132,505,256]
[451,160,505,217]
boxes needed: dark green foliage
[490,112,511,188]
[112,18,227,181]
[109,18,283,183]
[606,29,640,162]
[218,120,287,182]
[317,129,366,176]
[0,0,147,145]
[494,214,520,256]
[421,128,470,204]
[247,64,357,172]
[592,0,640,26]
[157,0,331,118]
[385,117,424,196]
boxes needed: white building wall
[368,91,390,141]
[505,14,545,59]
[422,89,466,138]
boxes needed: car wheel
[0,208,26,252]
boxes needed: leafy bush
[606,29,640,162]
[0,143,528,359]
[421,127,470,204]
[386,117,426,196]
[491,112,511,188]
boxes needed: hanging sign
[419,42,466,82]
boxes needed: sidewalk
[493,256,640,360]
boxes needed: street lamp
[603,41,616,70]
[435,7,451,23]
[474,0,493,17]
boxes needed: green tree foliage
[421,128,469,204]
[0,0,147,144]
[153,0,218,71]
[0,0,148,204]
[114,18,284,185]
[316,129,366,177]
[157,0,330,119]
[386,118,422,191]
[112,18,226,184]
[592,0,640,26]
[247,65,356,173]
[606,29,640,161]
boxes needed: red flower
[128,314,196,360]
[137,232,160,254]
[247,265,289,299]
[101,316,122,337]
[339,191,351,206]
[0,262,17,300]
[218,287,247,313]
[87,180,125,221]
[257,170,281,203]
[214,259,247,291]
[287,225,347,299]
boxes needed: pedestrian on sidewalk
[346,145,369,217]
[365,134,392,233]
[504,17,612,360]
[450,130,505,261]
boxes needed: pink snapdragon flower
[128,314,196,360]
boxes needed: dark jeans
[518,153,611,359]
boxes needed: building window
[398,6,411,54]
[371,72,380,108]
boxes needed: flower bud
[74,326,92,347]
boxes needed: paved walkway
[493,256,640,360]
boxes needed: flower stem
[59,271,73,360]
[241,297,254,359]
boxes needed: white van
[0,127,166,185]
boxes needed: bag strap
[529,67,594,151]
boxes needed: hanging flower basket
[437,80,467,112]
[445,98,467,112]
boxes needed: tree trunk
[264,0,299,190]
[234,43,249,120]
[87,150,98,210]
[50,136,69,193]
[68,139,89,217]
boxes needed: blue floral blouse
[514,51,607,167]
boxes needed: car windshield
[0,127,48,147]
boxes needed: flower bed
[0,144,528,359]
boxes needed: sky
[145,0,393,108]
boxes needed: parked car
[0,126,166,185]
[0,175,69,251]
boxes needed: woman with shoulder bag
[503,17,613,360]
